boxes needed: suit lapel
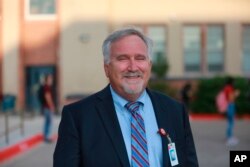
[96,86,130,167]
[147,89,175,167]
[95,87,175,167]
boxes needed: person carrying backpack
[223,77,240,146]
[216,89,228,114]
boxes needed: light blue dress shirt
[110,86,163,167]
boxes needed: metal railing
[0,95,25,144]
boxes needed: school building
[0,0,250,111]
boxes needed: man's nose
[127,59,138,71]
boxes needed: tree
[152,52,169,79]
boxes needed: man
[54,27,198,167]
[43,74,55,143]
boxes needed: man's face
[104,35,152,101]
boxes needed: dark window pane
[147,26,167,63]
[208,64,223,72]
[184,26,201,72]
[185,65,201,72]
[206,26,224,72]
[30,0,56,15]
[243,26,250,72]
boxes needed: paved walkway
[0,113,60,149]
[192,119,250,167]
[0,115,249,167]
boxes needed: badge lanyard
[158,128,179,166]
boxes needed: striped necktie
[125,102,149,167]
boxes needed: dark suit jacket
[53,85,199,167]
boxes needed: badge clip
[158,128,179,166]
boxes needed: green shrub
[148,80,177,98]
[191,76,250,114]
[152,52,169,79]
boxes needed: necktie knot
[125,102,141,114]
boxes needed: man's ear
[149,60,153,68]
[104,63,109,78]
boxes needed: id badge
[168,143,179,166]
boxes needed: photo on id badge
[168,143,179,166]
[170,149,176,161]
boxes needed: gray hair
[102,27,153,64]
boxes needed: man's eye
[136,56,146,60]
[117,56,128,61]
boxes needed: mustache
[123,72,143,77]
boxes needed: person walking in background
[38,76,45,115]
[53,27,198,167]
[180,82,192,113]
[224,77,240,146]
[42,74,55,143]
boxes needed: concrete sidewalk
[0,113,249,166]
[1,119,249,167]
[0,113,60,163]
[192,119,250,167]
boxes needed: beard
[122,72,145,95]
[122,80,144,94]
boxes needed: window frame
[123,24,168,62]
[183,24,225,76]
[24,0,57,21]
[242,24,250,75]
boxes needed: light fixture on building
[79,33,90,43]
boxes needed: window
[147,26,167,63]
[206,26,224,72]
[25,0,56,20]
[133,25,167,64]
[242,25,250,73]
[183,25,224,74]
[183,26,201,72]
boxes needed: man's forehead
[112,34,145,44]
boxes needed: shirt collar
[109,85,147,108]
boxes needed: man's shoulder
[148,89,186,117]
[148,89,182,106]
[63,86,110,111]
